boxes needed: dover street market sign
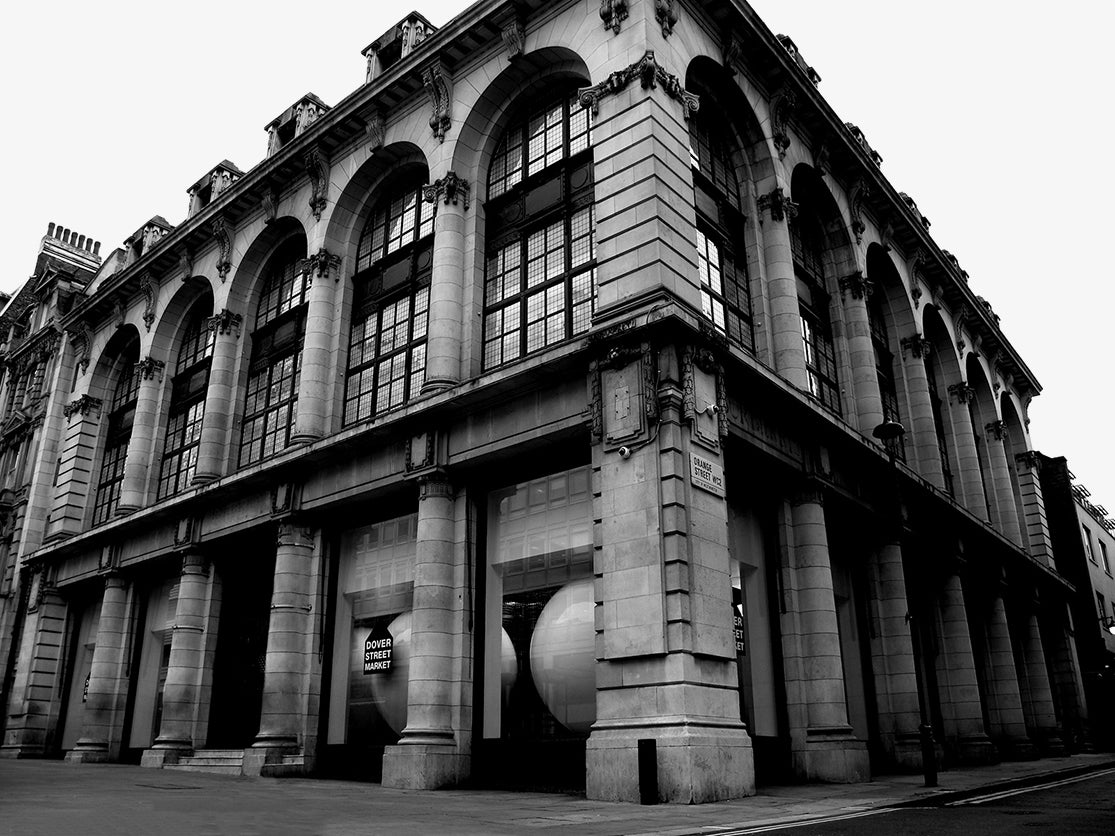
[363,623,394,674]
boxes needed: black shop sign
[363,624,394,674]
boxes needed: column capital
[948,382,975,404]
[305,247,342,282]
[757,187,798,223]
[423,172,471,211]
[791,477,826,507]
[135,356,166,382]
[418,469,453,501]
[63,394,102,419]
[1015,449,1041,472]
[206,308,243,337]
[177,549,209,577]
[838,271,872,302]
[277,519,316,549]
[900,333,931,359]
[985,420,1006,441]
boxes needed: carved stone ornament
[770,84,797,161]
[682,346,728,443]
[178,247,194,281]
[271,481,301,518]
[135,356,166,382]
[305,147,329,220]
[985,420,1006,441]
[500,14,525,60]
[421,62,453,143]
[261,183,279,226]
[63,394,102,419]
[655,0,679,38]
[845,122,883,166]
[212,216,233,282]
[849,179,869,245]
[366,109,387,152]
[1015,450,1041,472]
[838,271,872,301]
[405,431,436,472]
[418,470,454,501]
[722,31,743,76]
[307,247,342,282]
[588,340,658,441]
[66,323,93,374]
[599,0,628,34]
[578,50,699,121]
[757,187,797,223]
[900,333,930,359]
[948,382,975,404]
[113,296,127,329]
[911,286,923,309]
[139,272,157,332]
[206,308,243,337]
[814,142,831,178]
[423,171,471,211]
[276,520,315,549]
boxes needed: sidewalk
[1,754,1113,836]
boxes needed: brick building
[0,0,1090,803]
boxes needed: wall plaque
[690,451,725,497]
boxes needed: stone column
[840,274,883,434]
[898,336,944,489]
[947,384,989,520]
[935,569,995,762]
[116,358,165,515]
[982,580,1036,757]
[759,191,809,390]
[246,520,316,773]
[868,542,921,770]
[143,551,209,766]
[1014,592,1063,753]
[291,250,340,444]
[421,174,467,392]
[46,395,103,541]
[192,310,243,484]
[382,471,469,788]
[67,574,131,763]
[1042,599,1089,751]
[1014,452,1054,565]
[782,482,869,782]
[984,421,1023,546]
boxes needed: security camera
[618,446,632,459]
[703,403,720,415]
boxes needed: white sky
[3,0,1113,516]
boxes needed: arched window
[925,357,955,497]
[344,174,433,425]
[240,237,307,467]
[93,336,141,525]
[689,116,753,352]
[868,292,904,461]
[158,303,214,498]
[789,207,840,413]
[483,91,594,369]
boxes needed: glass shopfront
[326,512,416,778]
[479,465,594,787]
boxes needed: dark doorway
[207,546,275,748]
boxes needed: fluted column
[935,569,995,762]
[759,190,808,390]
[783,482,869,781]
[947,383,988,519]
[422,174,468,391]
[382,471,470,789]
[869,542,921,769]
[193,310,242,483]
[840,273,883,433]
[252,520,316,751]
[67,574,131,763]
[985,421,1023,546]
[143,551,210,766]
[116,358,164,514]
[292,249,340,444]
[898,335,944,489]
[982,580,1035,757]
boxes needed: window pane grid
[94,344,141,526]
[257,259,309,329]
[801,312,841,414]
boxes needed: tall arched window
[925,357,955,497]
[240,237,307,467]
[483,90,594,369]
[93,336,141,525]
[158,303,214,497]
[344,174,433,425]
[689,116,753,352]
[789,207,840,413]
[868,292,904,461]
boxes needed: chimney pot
[93,241,101,255]
[47,222,56,237]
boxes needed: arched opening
[923,309,961,498]
[91,329,141,525]
[965,354,998,522]
[866,245,907,461]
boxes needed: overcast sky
[3,0,1112,518]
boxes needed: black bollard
[638,738,658,805]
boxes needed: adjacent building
[0,0,1092,803]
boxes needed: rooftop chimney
[363,11,438,83]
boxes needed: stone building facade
[0,0,1089,803]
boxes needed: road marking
[946,767,1115,807]
[703,806,901,835]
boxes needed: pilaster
[192,310,242,484]
[116,358,165,515]
[45,396,103,541]
[839,272,882,433]
[421,174,468,391]
[898,335,944,490]
[947,383,989,520]
[291,250,340,444]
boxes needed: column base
[889,733,928,772]
[65,741,111,764]
[190,471,219,486]
[1035,729,1066,756]
[288,433,320,446]
[793,727,871,783]
[113,505,139,517]
[420,377,458,395]
[994,734,1039,760]
[954,733,999,765]
[141,748,187,768]
[586,722,755,804]
[243,744,298,777]
[381,743,469,789]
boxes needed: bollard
[638,738,658,805]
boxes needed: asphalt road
[719,768,1115,835]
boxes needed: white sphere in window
[529,578,596,734]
